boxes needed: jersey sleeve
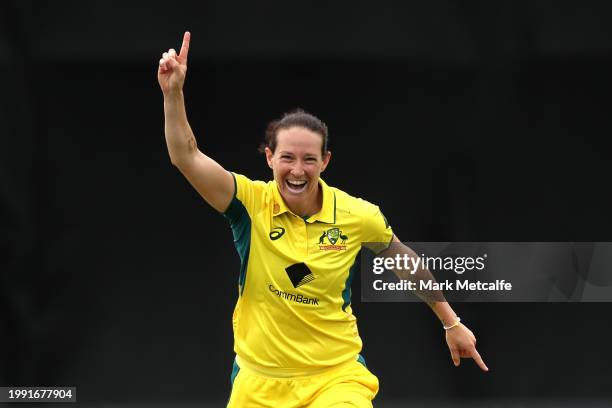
[222,173,266,292]
[223,172,267,222]
[361,203,394,253]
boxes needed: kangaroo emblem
[318,231,327,245]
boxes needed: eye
[305,157,317,163]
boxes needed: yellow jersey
[223,172,393,370]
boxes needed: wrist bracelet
[443,317,461,330]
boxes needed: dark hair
[258,109,329,157]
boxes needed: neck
[287,184,323,218]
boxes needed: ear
[320,150,332,173]
[265,147,274,169]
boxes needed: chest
[250,213,362,282]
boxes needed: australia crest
[318,227,348,251]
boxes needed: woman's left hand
[445,323,489,371]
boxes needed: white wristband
[443,317,461,330]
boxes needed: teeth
[288,180,306,186]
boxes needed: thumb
[450,348,460,367]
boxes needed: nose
[290,163,305,178]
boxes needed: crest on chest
[317,227,348,251]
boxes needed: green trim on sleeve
[223,173,251,296]
[341,250,361,312]
[230,358,240,385]
[357,354,367,368]
[375,233,395,255]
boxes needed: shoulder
[227,172,272,217]
[331,186,383,219]
[232,172,271,199]
[329,184,393,245]
[233,172,269,190]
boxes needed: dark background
[1,1,612,406]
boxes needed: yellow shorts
[227,355,379,408]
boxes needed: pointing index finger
[471,348,489,372]
[179,31,191,61]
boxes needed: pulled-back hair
[259,109,329,157]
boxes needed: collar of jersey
[270,177,336,224]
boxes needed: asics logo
[269,227,286,240]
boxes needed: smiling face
[265,126,331,216]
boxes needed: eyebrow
[278,151,319,158]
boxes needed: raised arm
[158,32,234,212]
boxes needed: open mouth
[285,179,307,193]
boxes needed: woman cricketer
[158,32,488,408]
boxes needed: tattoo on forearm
[187,135,197,151]
[378,243,451,325]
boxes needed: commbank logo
[269,285,319,305]
[285,262,316,288]
[269,227,285,240]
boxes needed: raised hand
[158,31,191,95]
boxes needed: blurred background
[1,0,612,406]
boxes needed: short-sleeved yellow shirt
[223,172,393,370]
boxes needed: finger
[167,58,179,69]
[163,52,168,59]
[168,48,177,59]
[179,31,190,61]
[470,348,489,372]
[159,58,166,71]
[450,348,460,367]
